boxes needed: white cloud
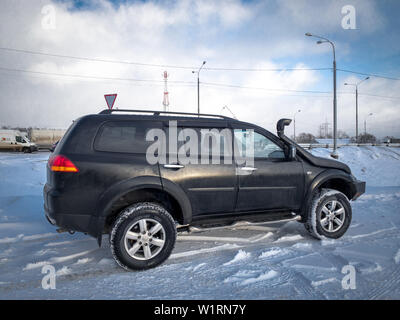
[0,0,398,139]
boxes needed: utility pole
[162,71,169,112]
[320,120,330,139]
[344,77,369,142]
[306,33,338,158]
[356,86,358,139]
[364,113,373,135]
[192,61,206,115]
[293,109,301,142]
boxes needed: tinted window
[176,127,232,159]
[94,121,154,154]
[234,130,285,159]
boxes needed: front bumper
[351,180,366,200]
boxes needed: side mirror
[289,145,296,159]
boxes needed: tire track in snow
[365,265,400,299]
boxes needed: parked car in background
[0,130,38,153]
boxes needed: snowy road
[0,147,400,299]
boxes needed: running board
[177,214,301,233]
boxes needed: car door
[159,120,237,216]
[233,126,304,212]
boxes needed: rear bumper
[44,204,92,233]
[43,183,99,237]
[351,180,366,200]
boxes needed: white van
[0,130,38,153]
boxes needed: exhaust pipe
[56,228,75,235]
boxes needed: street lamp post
[364,113,373,135]
[305,33,338,159]
[192,61,206,115]
[293,109,301,142]
[344,77,369,142]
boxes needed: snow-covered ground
[0,147,399,299]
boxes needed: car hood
[297,147,351,174]
[274,131,351,175]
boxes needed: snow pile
[310,146,400,187]
[395,250,400,264]
[56,266,72,276]
[275,234,304,243]
[223,250,251,266]
[74,258,92,265]
[241,270,278,285]
[258,248,287,259]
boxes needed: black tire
[304,188,352,239]
[110,202,176,271]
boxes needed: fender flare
[88,176,192,243]
[300,169,354,220]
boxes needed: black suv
[44,109,365,270]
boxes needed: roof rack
[98,109,234,120]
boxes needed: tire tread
[110,202,176,271]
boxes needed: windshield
[16,136,30,143]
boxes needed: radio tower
[162,71,169,111]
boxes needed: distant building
[28,128,66,146]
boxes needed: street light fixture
[293,109,301,142]
[192,61,206,115]
[305,32,338,159]
[344,76,369,142]
[364,113,373,135]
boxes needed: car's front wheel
[110,202,176,271]
[304,188,352,239]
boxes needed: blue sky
[49,0,400,101]
[58,0,400,78]
[0,0,399,137]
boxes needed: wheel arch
[89,176,192,245]
[300,169,355,221]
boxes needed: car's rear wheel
[304,188,352,239]
[110,202,176,271]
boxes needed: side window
[253,132,285,159]
[177,127,232,159]
[234,130,285,160]
[16,136,23,143]
[94,121,153,154]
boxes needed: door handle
[164,164,185,169]
[240,167,257,171]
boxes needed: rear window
[94,121,155,154]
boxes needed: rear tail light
[48,155,79,172]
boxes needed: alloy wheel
[124,218,166,260]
